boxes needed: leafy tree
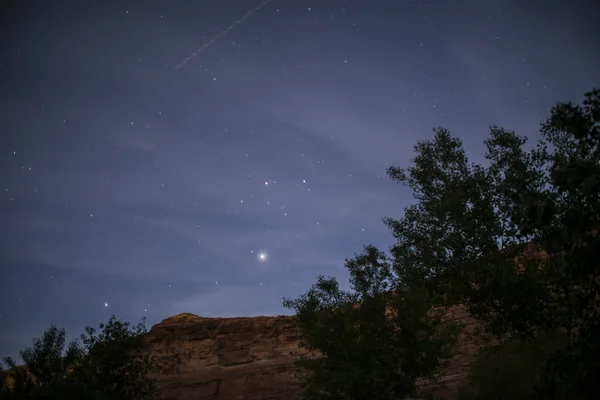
[384,88,600,399]
[284,245,459,400]
[0,316,159,400]
[73,316,159,400]
[527,89,600,399]
[287,88,599,400]
[0,325,83,399]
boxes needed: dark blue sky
[1,0,598,360]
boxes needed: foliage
[384,88,600,399]
[0,316,159,400]
[284,245,459,400]
[456,330,568,400]
[286,88,600,400]
[529,88,600,399]
[0,325,83,399]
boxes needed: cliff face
[148,313,312,400]
[148,307,481,400]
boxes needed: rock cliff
[148,307,481,400]
[148,313,311,400]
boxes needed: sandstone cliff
[148,313,311,400]
[147,307,481,400]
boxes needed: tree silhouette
[286,88,600,400]
[1,316,160,400]
[284,245,459,400]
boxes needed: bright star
[258,252,267,261]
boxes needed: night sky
[1,0,598,360]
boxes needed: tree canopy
[285,88,600,400]
[0,316,159,400]
[284,246,458,400]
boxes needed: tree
[287,88,599,400]
[528,89,600,399]
[283,245,458,400]
[384,88,600,399]
[384,124,552,340]
[0,325,83,399]
[0,316,160,400]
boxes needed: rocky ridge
[148,306,480,400]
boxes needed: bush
[0,316,159,400]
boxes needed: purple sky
[1,0,598,360]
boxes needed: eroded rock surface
[148,313,313,400]
[148,308,480,400]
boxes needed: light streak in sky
[174,0,272,71]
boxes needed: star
[2,0,594,369]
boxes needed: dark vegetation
[0,316,159,400]
[285,88,600,400]
[2,89,598,400]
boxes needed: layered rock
[148,308,481,400]
[148,313,313,400]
